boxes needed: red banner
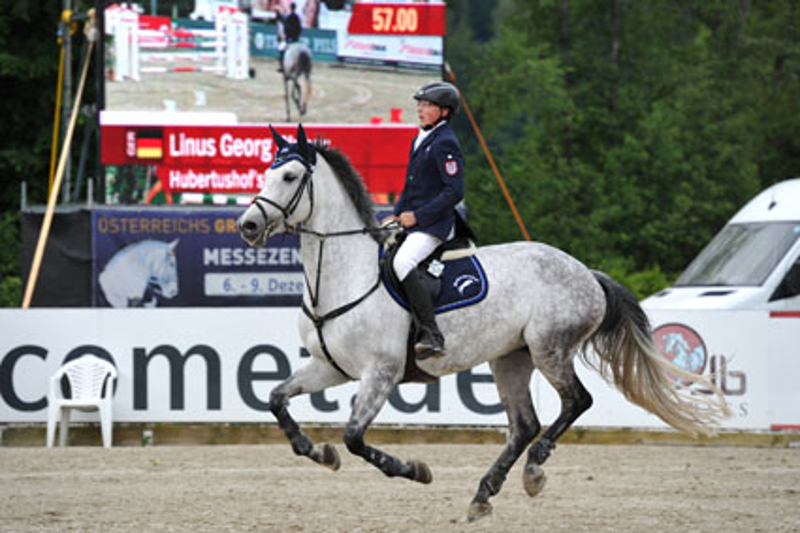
[101,123,416,196]
[347,2,446,36]
[138,15,171,31]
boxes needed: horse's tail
[582,271,731,436]
[299,48,312,79]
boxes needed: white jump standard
[110,8,249,82]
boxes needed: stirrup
[416,345,445,361]
[415,335,445,360]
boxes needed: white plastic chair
[46,355,118,448]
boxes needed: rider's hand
[398,211,417,228]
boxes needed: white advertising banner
[538,310,797,431]
[338,34,443,67]
[1,309,798,430]
[0,309,505,425]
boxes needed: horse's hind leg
[524,346,593,492]
[270,359,349,470]
[301,76,311,115]
[468,349,539,522]
[343,362,431,484]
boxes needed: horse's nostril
[243,221,259,233]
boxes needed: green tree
[0,1,96,306]
[451,0,800,297]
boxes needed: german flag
[135,130,163,159]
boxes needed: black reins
[249,168,393,380]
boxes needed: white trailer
[643,178,800,311]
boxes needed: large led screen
[104,1,444,126]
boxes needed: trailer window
[675,222,800,287]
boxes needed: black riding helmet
[413,81,460,118]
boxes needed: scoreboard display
[347,2,446,36]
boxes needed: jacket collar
[413,121,448,154]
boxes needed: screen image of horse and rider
[103,0,445,125]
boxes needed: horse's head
[238,124,316,247]
[151,239,179,299]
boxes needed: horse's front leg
[270,359,348,470]
[343,362,432,484]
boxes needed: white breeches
[393,231,442,282]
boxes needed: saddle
[380,216,488,383]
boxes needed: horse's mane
[315,143,385,243]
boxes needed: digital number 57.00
[372,6,418,33]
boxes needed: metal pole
[61,0,73,204]
[87,176,94,208]
[73,104,95,201]
[95,0,105,203]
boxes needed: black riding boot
[401,269,445,359]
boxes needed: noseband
[251,169,314,229]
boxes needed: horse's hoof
[408,460,432,484]
[319,443,341,471]
[467,501,492,522]
[523,464,547,497]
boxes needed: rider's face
[417,100,445,128]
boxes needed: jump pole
[22,13,95,309]
[444,63,531,242]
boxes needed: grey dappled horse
[238,126,729,522]
[282,43,312,120]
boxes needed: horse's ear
[297,123,308,153]
[297,124,316,167]
[270,125,289,150]
[168,239,179,252]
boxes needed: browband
[271,147,316,172]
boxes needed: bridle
[247,163,396,379]
[251,168,314,228]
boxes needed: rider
[386,81,465,360]
[276,2,302,73]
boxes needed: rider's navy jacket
[279,12,302,42]
[393,122,464,241]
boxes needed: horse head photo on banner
[237,124,731,522]
[98,239,179,308]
